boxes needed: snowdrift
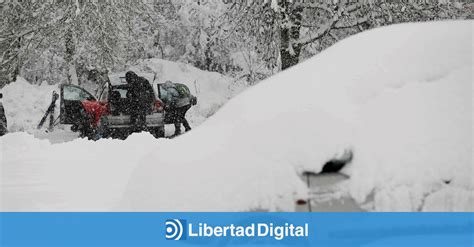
[1,79,59,133]
[1,21,472,212]
[120,21,473,212]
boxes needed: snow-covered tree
[1,0,471,88]
[219,0,471,71]
[1,0,166,87]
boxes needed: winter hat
[125,71,138,83]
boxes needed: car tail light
[154,100,163,112]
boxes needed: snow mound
[1,78,59,133]
[120,21,473,211]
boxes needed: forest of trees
[0,0,472,88]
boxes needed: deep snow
[1,21,472,212]
[119,21,472,212]
[1,78,60,133]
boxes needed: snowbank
[0,132,161,211]
[1,78,60,133]
[120,21,472,212]
[1,21,472,212]
[351,64,472,211]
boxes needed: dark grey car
[0,93,7,136]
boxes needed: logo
[165,218,309,241]
[165,219,186,240]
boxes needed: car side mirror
[0,93,3,99]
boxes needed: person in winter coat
[125,71,155,131]
[162,80,193,136]
[0,93,7,136]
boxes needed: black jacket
[128,76,155,111]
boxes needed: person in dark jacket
[125,71,155,131]
[0,93,7,136]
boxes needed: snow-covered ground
[1,21,472,212]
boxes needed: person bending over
[125,71,154,132]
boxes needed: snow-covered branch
[296,16,339,47]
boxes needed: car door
[97,83,110,105]
[156,83,165,101]
[156,83,173,124]
[60,84,96,124]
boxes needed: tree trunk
[65,29,79,85]
[11,37,22,82]
[280,32,302,70]
[279,3,303,70]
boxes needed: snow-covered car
[59,77,165,139]
[0,93,7,136]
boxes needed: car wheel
[110,129,128,140]
[150,126,165,139]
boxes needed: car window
[159,84,169,101]
[63,85,94,101]
[111,88,128,98]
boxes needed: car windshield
[63,85,94,101]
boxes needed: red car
[60,77,165,139]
